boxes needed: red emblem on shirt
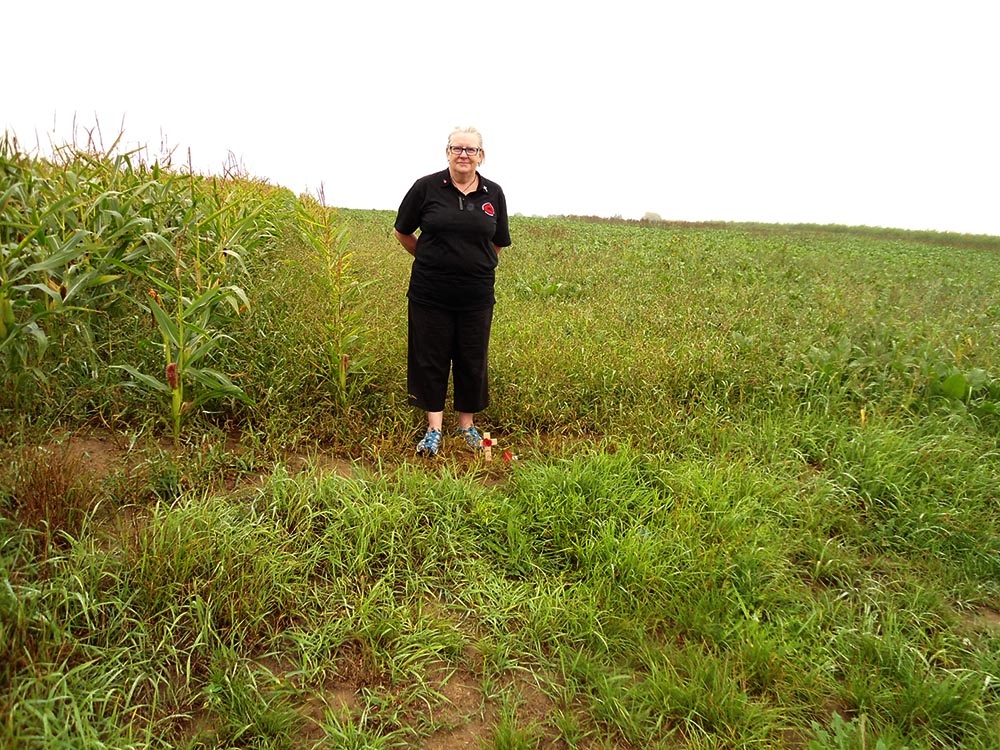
[482,202,495,217]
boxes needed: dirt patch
[423,662,489,750]
[286,451,357,479]
[9,425,531,502]
[964,606,1000,634]
[60,432,129,475]
[298,680,361,743]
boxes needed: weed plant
[2,139,1000,748]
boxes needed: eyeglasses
[448,146,481,156]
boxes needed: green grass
[2,137,1000,748]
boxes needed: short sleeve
[394,178,425,235]
[491,187,512,248]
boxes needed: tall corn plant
[113,156,277,443]
[296,189,372,407]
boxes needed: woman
[393,126,511,457]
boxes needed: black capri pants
[408,300,493,414]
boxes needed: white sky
[5,1,999,235]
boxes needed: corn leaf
[147,295,181,348]
[112,364,171,393]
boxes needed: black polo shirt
[395,169,511,311]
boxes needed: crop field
[2,137,1000,749]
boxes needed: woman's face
[446,133,483,178]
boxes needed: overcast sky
[6,1,999,235]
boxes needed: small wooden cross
[482,432,494,462]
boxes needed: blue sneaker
[416,428,442,457]
[455,425,484,452]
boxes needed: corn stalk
[112,167,254,443]
[114,279,249,443]
[296,190,372,406]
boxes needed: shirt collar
[441,170,488,193]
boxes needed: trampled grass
[2,140,1000,748]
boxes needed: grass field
[2,138,1000,748]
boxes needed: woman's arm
[394,229,418,257]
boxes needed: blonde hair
[447,126,483,147]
